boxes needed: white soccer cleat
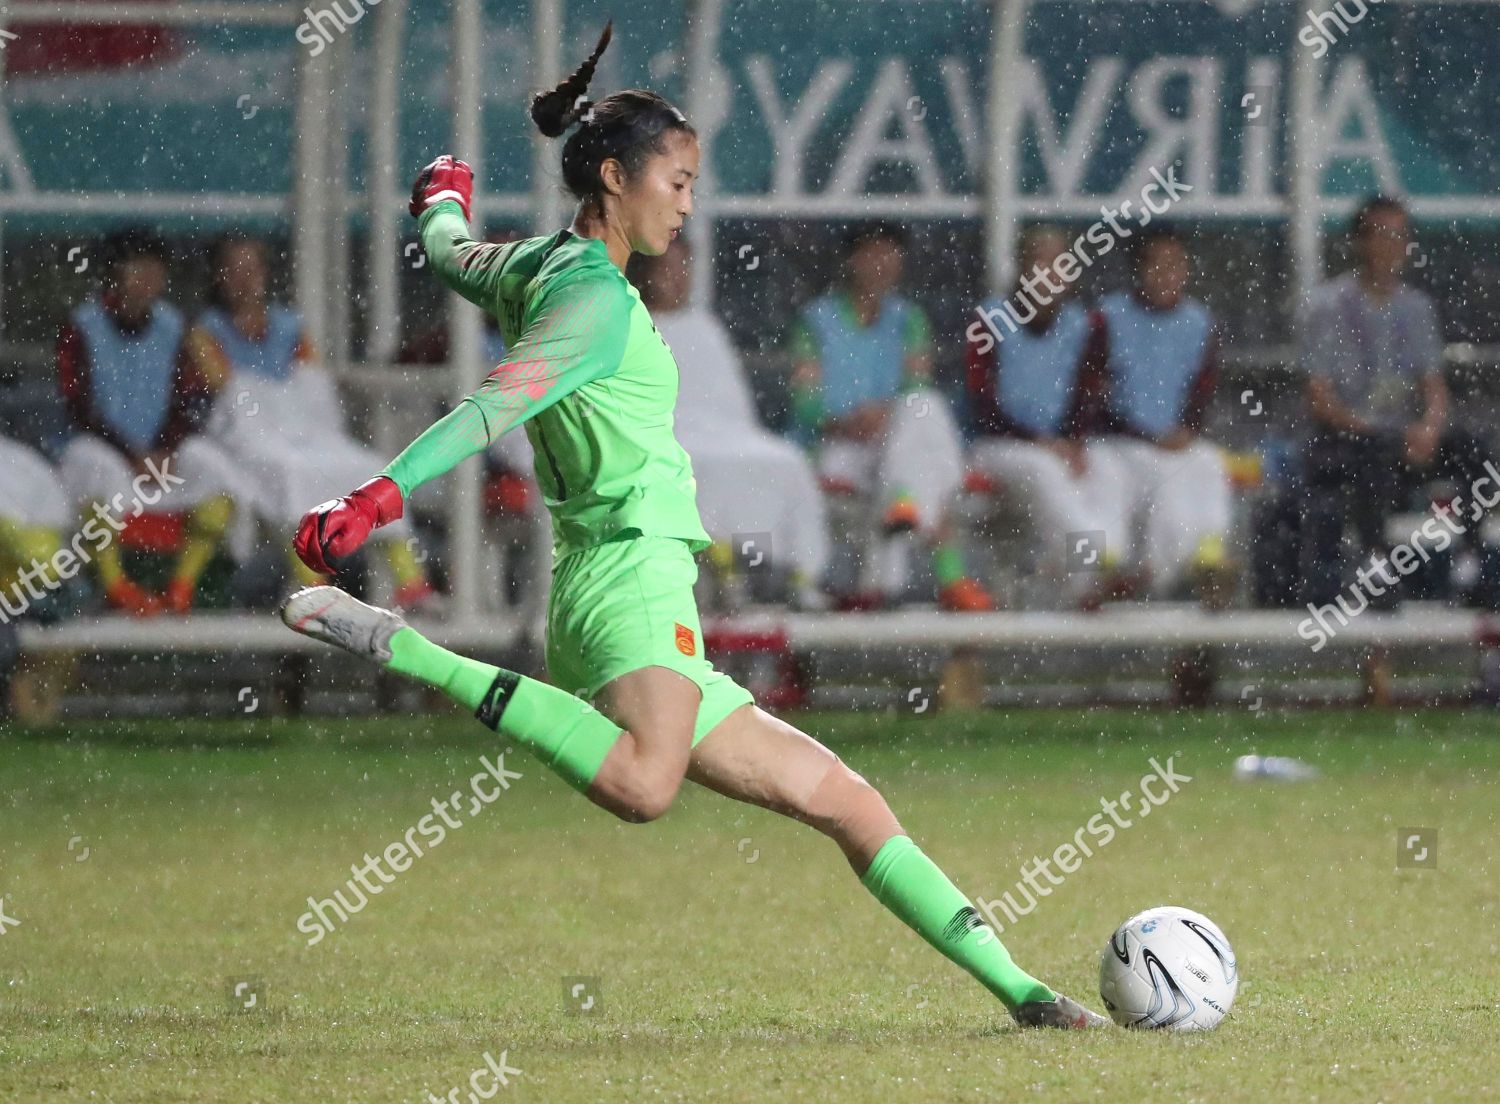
[1012,993,1112,1030]
[279,586,405,664]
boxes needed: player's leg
[879,390,990,609]
[685,432,831,609]
[1076,439,1136,569]
[970,437,1087,596]
[282,584,692,820]
[281,534,703,823]
[823,438,902,601]
[1139,441,1232,596]
[1094,437,1155,583]
[160,437,249,613]
[165,493,234,612]
[584,665,699,821]
[686,703,1107,1028]
[58,434,159,614]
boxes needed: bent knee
[602,763,686,824]
[804,762,895,833]
[622,782,679,824]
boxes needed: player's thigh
[551,536,707,756]
[0,439,69,530]
[687,703,843,817]
[59,434,132,507]
[169,436,248,509]
[1097,438,1157,505]
[595,664,701,765]
[973,439,1069,492]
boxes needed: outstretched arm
[294,270,630,575]
[383,272,631,497]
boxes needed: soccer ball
[1098,906,1238,1030]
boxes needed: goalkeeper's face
[621,129,699,258]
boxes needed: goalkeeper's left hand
[409,155,473,221]
[294,476,405,576]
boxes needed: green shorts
[546,534,755,745]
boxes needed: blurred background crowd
[3,193,1495,632]
[2,0,1500,720]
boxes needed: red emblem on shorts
[674,622,696,656]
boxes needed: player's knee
[606,761,686,824]
[803,761,896,842]
[618,776,681,823]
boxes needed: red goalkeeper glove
[409,155,473,221]
[294,476,405,576]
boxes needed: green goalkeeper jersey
[384,202,709,561]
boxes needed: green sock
[931,544,965,588]
[386,627,622,793]
[861,835,1054,1012]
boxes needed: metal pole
[684,0,725,309]
[984,0,1028,298]
[532,0,564,235]
[1288,0,1327,309]
[327,29,353,369]
[367,0,408,365]
[10,2,293,24]
[294,26,334,361]
[0,9,9,344]
[447,0,486,622]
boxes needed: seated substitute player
[281,24,1105,1030]
[787,223,992,611]
[635,239,831,609]
[965,225,1131,603]
[190,233,438,611]
[57,229,248,615]
[1093,225,1233,599]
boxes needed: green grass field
[2,707,1496,1102]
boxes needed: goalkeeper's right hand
[409,155,473,220]
[294,476,405,576]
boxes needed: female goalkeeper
[283,23,1104,1030]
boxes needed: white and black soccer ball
[1099,906,1238,1031]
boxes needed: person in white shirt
[965,226,1132,603]
[634,241,829,608]
[1093,225,1232,599]
[191,235,437,611]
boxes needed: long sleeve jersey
[385,203,709,560]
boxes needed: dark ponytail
[529,22,695,205]
[529,21,613,137]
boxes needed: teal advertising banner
[0,0,1491,227]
